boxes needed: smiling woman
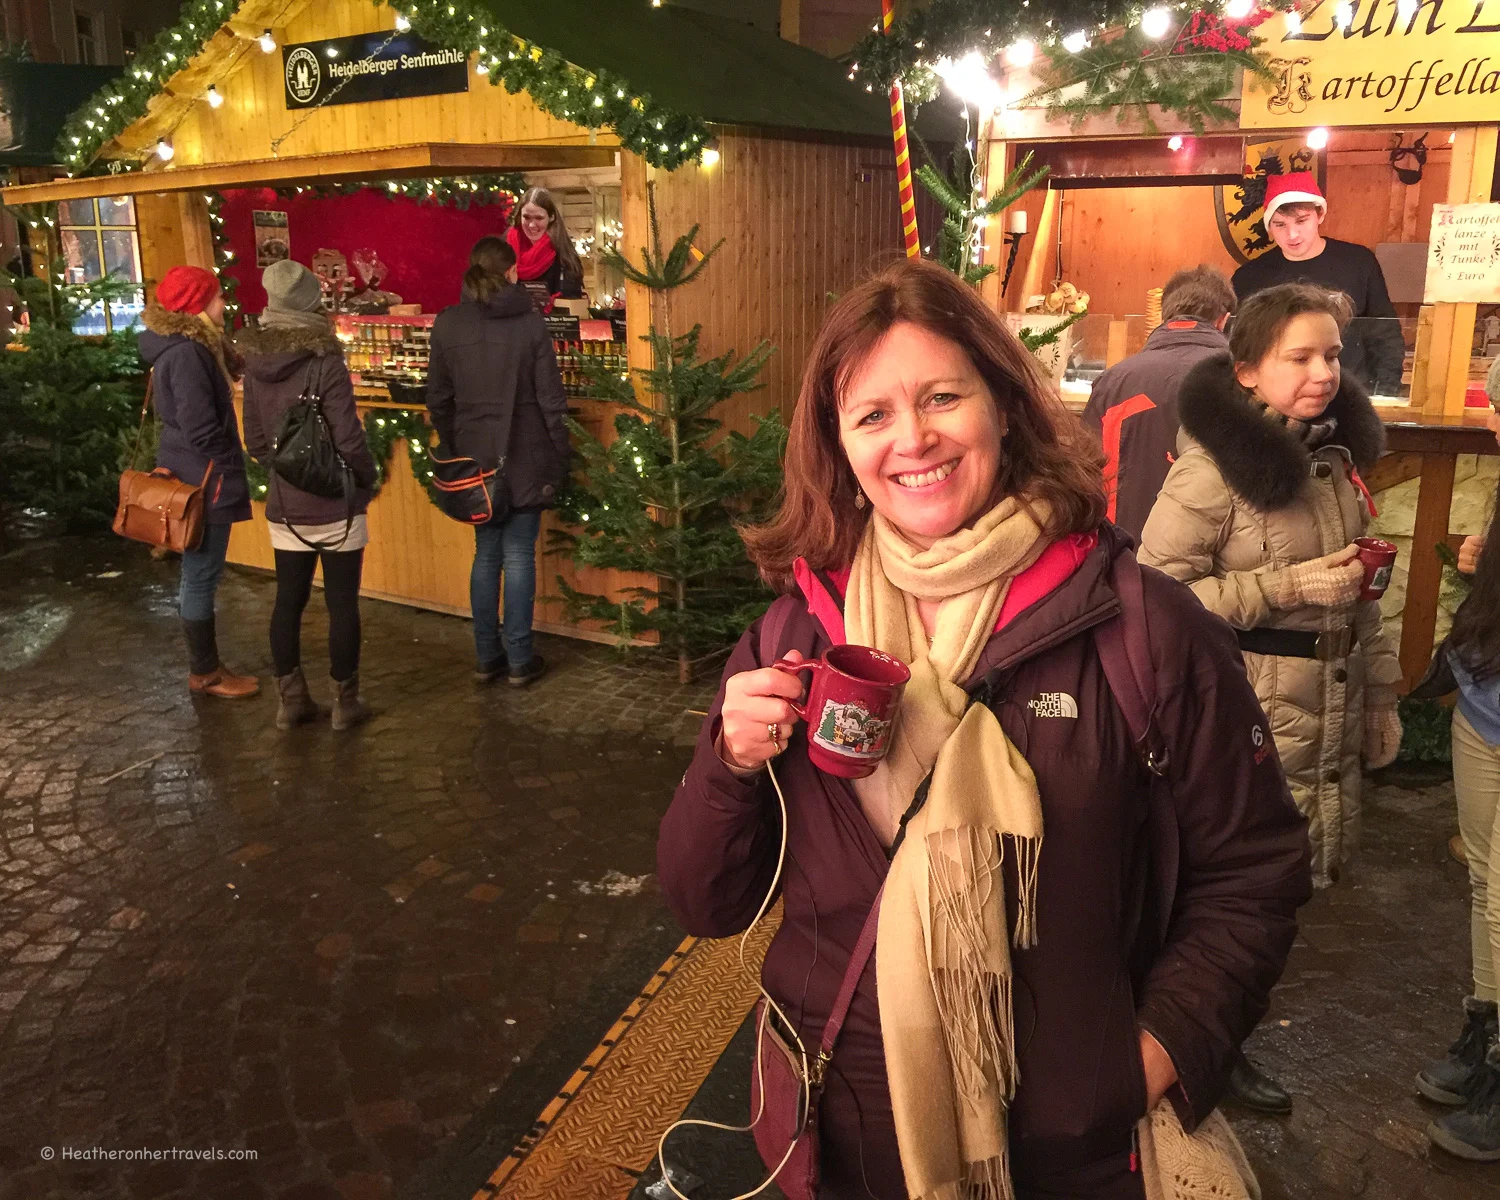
[657,258,1315,1199]
[742,257,1104,590]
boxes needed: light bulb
[326,46,339,58]
[258,29,275,52]
[1004,39,1035,68]
[475,60,488,74]
[1168,134,1185,151]
[1305,126,1329,149]
[1225,0,1254,17]
[156,138,174,161]
[1142,6,1173,37]
[394,13,411,31]
[700,147,720,167]
[1062,30,1089,52]
[206,84,223,108]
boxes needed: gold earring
[854,488,866,510]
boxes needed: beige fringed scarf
[846,496,1050,1200]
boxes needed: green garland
[386,0,708,169]
[273,172,525,210]
[245,406,445,508]
[56,0,709,174]
[846,0,1290,135]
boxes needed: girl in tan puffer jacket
[1140,283,1402,891]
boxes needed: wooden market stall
[1,0,933,641]
[977,12,1500,689]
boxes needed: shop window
[58,195,144,336]
[75,11,99,65]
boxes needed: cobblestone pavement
[0,535,712,1200]
[7,534,1500,1200]
[1234,760,1500,1200]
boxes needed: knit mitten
[1259,548,1364,610]
[1364,686,1402,769]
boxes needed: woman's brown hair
[1229,282,1353,369]
[742,257,1106,592]
[464,236,517,301]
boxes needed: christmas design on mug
[814,698,893,760]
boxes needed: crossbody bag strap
[127,371,155,471]
[816,883,884,1068]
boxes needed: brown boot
[189,666,260,698]
[331,673,370,731]
[275,667,327,729]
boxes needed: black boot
[331,673,370,731]
[1418,997,1498,1105]
[1223,1050,1293,1115]
[274,667,326,730]
[1430,1044,1500,1160]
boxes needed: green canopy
[479,0,955,141]
[0,62,121,167]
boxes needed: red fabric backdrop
[219,187,515,316]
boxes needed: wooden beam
[1018,188,1058,306]
[0,144,619,205]
[1363,451,1423,494]
[1400,452,1457,691]
[979,137,1010,313]
[620,151,653,382]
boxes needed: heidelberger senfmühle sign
[282,31,469,110]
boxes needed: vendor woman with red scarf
[506,187,585,310]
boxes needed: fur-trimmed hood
[138,301,225,366]
[234,321,342,385]
[234,320,341,358]
[1178,352,1386,511]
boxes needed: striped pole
[884,0,921,258]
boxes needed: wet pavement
[3,533,1500,1199]
[0,534,711,1200]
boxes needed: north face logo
[1028,693,1078,719]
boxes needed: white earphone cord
[655,756,814,1200]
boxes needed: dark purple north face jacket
[658,524,1311,1199]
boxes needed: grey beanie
[262,260,324,313]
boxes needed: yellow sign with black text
[1242,0,1500,128]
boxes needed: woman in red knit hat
[138,265,259,698]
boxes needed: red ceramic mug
[772,645,910,779]
[1354,536,1398,602]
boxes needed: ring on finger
[768,722,783,752]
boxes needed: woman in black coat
[426,236,571,687]
[240,260,378,731]
[137,265,258,699]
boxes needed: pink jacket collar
[791,531,1099,647]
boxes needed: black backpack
[269,356,355,549]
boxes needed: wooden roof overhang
[0,142,617,205]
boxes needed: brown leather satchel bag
[113,373,212,553]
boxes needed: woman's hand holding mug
[718,650,808,773]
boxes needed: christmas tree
[0,207,144,542]
[914,143,1087,353]
[551,190,786,683]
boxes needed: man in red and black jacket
[1082,266,1236,542]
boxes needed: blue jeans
[471,511,542,669]
[179,522,233,623]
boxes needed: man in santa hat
[1232,171,1405,395]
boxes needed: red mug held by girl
[773,645,910,778]
[1354,536,1398,602]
